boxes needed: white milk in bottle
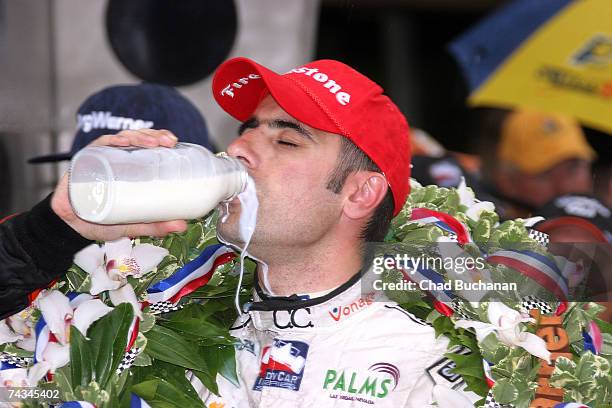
[68,143,247,224]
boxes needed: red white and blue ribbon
[146,244,235,304]
[583,321,603,355]
[482,359,495,388]
[486,249,569,310]
[553,403,590,408]
[57,402,97,408]
[410,208,472,244]
[130,394,152,408]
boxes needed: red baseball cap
[212,57,411,215]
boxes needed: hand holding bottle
[51,129,189,241]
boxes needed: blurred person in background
[478,109,597,220]
[28,82,216,165]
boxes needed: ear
[342,172,389,220]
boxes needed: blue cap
[29,83,215,163]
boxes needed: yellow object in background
[498,110,596,174]
[470,0,612,135]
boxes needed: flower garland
[0,181,610,408]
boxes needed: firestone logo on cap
[288,66,351,106]
[219,65,352,106]
[220,74,261,99]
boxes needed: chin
[216,222,245,249]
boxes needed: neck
[255,233,363,296]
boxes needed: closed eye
[277,140,298,147]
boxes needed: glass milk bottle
[68,143,247,224]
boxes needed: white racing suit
[198,273,477,407]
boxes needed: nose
[226,132,260,170]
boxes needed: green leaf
[492,378,519,404]
[134,351,153,367]
[70,325,94,388]
[191,369,219,396]
[446,352,485,379]
[140,312,156,333]
[149,360,203,403]
[184,223,203,251]
[144,325,210,372]
[159,318,235,344]
[444,351,489,397]
[431,315,455,339]
[1,343,34,358]
[74,381,110,407]
[132,377,205,408]
[53,366,76,402]
[202,345,238,387]
[66,264,91,292]
[88,303,134,388]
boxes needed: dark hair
[326,137,395,241]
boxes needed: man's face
[217,95,344,258]
[498,159,593,209]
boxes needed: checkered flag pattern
[483,390,515,408]
[451,298,470,320]
[0,352,32,368]
[520,295,553,315]
[116,347,142,374]
[147,301,184,315]
[527,229,550,248]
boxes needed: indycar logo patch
[253,339,309,392]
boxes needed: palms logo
[368,363,400,391]
[323,362,401,399]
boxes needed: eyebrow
[238,117,258,135]
[269,119,316,142]
[238,117,316,142]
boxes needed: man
[479,109,596,219]
[2,59,467,406]
[196,57,465,407]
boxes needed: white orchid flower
[74,238,168,295]
[454,301,551,363]
[109,283,142,320]
[457,177,495,221]
[28,291,115,385]
[72,299,114,336]
[74,243,121,295]
[35,290,74,345]
[0,320,21,345]
[0,306,37,352]
[27,342,70,385]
